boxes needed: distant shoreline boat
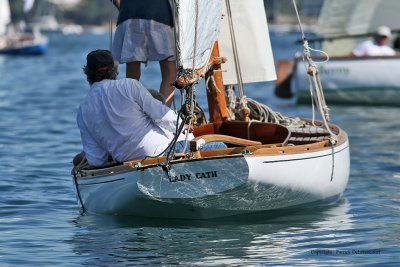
[0,0,48,55]
[0,31,48,55]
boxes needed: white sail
[174,0,222,72]
[48,0,81,9]
[24,0,35,13]
[318,0,400,55]
[0,0,11,35]
[219,0,276,85]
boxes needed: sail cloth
[218,0,276,85]
[174,0,222,71]
[318,0,400,55]
[23,0,35,13]
[0,0,11,35]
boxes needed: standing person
[351,26,396,56]
[77,50,225,167]
[110,0,177,106]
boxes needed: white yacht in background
[275,0,400,106]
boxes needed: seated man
[77,50,225,167]
[352,26,396,56]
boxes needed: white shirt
[352,40,395,56]
[77,79,178,166]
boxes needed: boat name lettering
[168,171,218,183]
[319,66,350,76]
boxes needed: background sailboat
[0,0,11,36]
[25,0,60,32]
[0,0,48,55]
[317,0,400,55]
[275,0,400,106]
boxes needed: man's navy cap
[86,50,114,71]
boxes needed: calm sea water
[0,32,399,266]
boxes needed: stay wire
[292,0,337,181]
[109,0,114,50]
[225,0,245,98]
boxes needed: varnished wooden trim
[190,134,261,151]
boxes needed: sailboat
[26,0,60,33]
[0,0,48,55]
[275,0,400,106]
[71,0,350,219]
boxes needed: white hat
[376,26,391,37]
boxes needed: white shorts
[112,19,176,64]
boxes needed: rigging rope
[145,0,200,165]
[179,0,200,154]
[225,0,245,98]
[224,86,303,126]
[292,0,337,142]
[109,0,114,50]
[292,0,337,181]
[173,0,183,68]
[224,0,251,120]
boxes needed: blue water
[0,32,399,266]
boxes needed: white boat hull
[279,56,400,106]
[73,139,350,219]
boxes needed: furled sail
[318,0,400,55]
[0,0,11,35]
[174,0,222,73]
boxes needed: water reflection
[69,200,354,266]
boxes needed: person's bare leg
[159,59,177,106]
[126,61,141,80]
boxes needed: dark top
[116,0,173,27]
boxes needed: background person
[351,26,396,56]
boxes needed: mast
[205,42,229,123]
[206,0,277,123]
